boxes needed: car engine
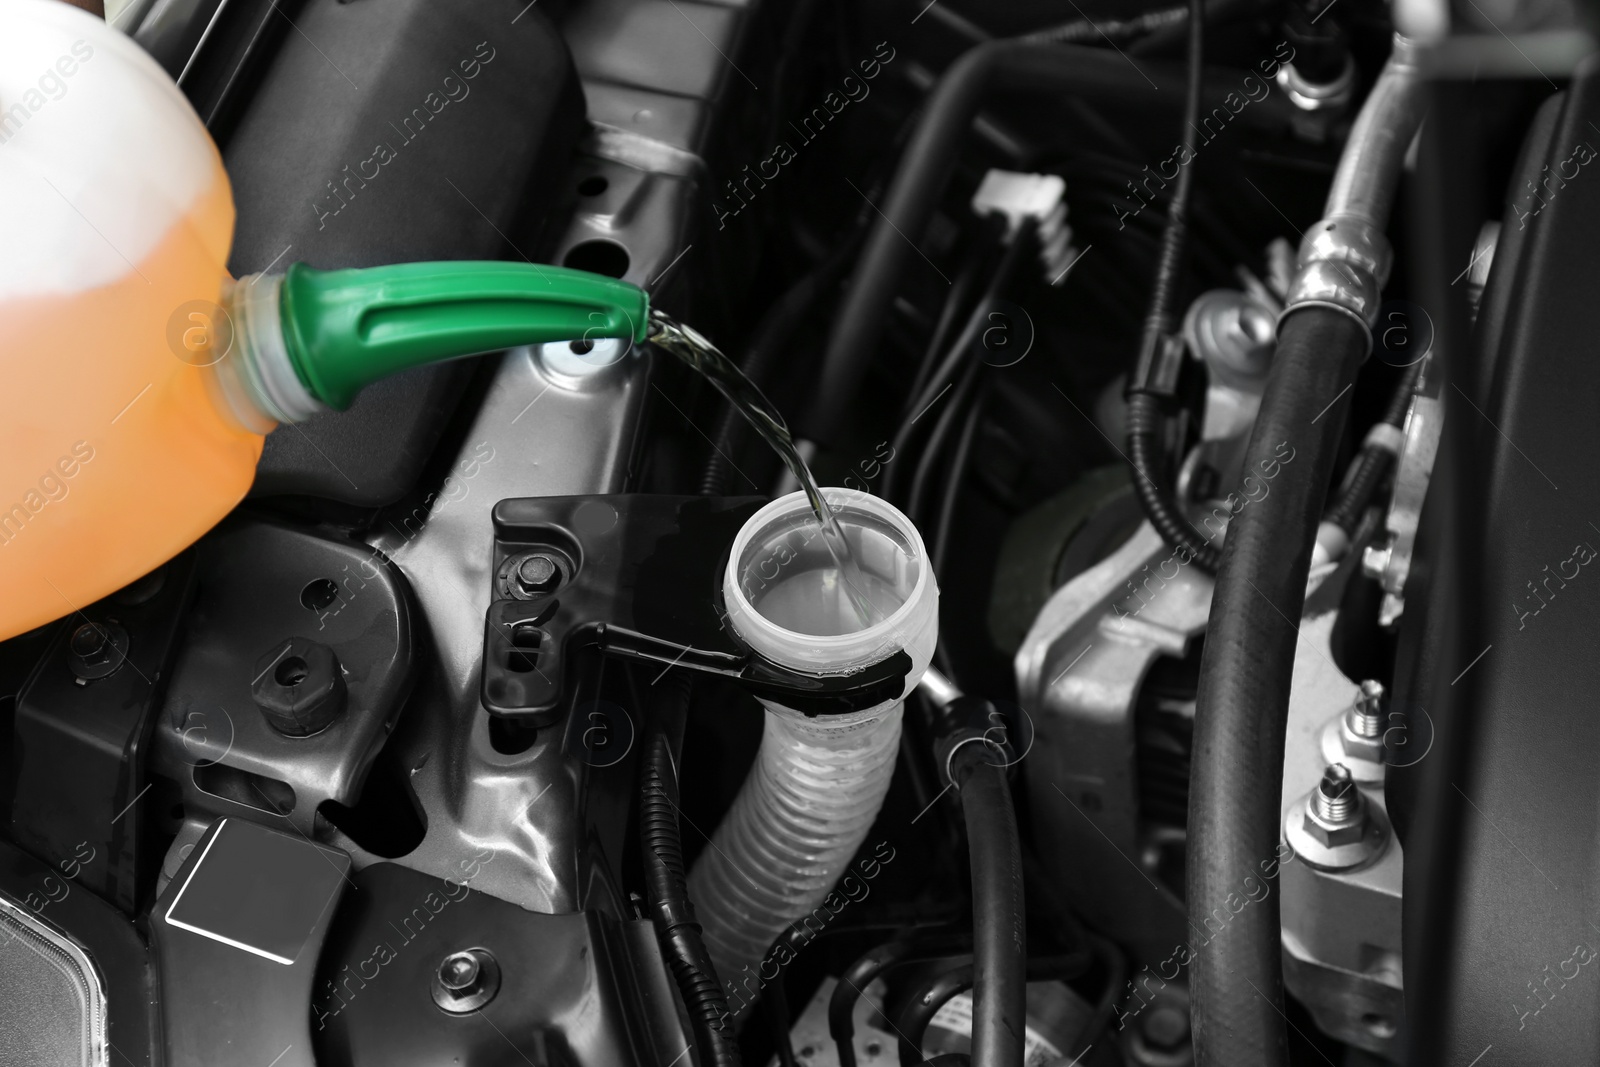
[2,0,1596,1065]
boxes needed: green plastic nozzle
[276,261,651,410]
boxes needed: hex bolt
[70,623,108,660]
[1346,679,1385,740]
[438,951,480,993]
[67,619,130,681]
[1142,1004,1190,1051]
[431,948,500,1013]
[1312,763,1359,824]
[515,554,560,596]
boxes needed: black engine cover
[221,0,584,507]
[1401,56,1600,1062]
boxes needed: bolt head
[515,554,560,595]
[1362,542,1393,581]
[439,952,480,992]
[431,948,500,1013]
[1142,1005,1190,1051]
[66,619,129,680]
[251,637,346,737]
[70,623,108,659]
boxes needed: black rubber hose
[641,683,742,1067]
[1124,0,1218,573]
[1079,934,1129,1056]
[830,933,974,1067]
[952,748,1026,1067]
[895,954,1092,1067]
[1325,358,1425,532]
[801,42,1294,448]
[1186,307,1368,1067]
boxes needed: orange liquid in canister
[1,2,263,640]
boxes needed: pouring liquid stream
[647,310,890,631]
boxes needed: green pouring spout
[242,261,651,415]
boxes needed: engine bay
[2,0,1596,1065]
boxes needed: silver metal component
[430,948,501,1014]
[1281,35,1426,331]
[1183,289,1277,440]
[537,338,633,383]
[1281,543,1403,1056]
[1277,57,1357,113]
[1308,764,1361,827]
[1016,317,1281,954]
[1365,364,1443,626]
[0,892,109,1067]
[1321,680,1388,781]
[1312,519,1351,567]
[514,554,561,596]
[1347,680,1385,739]
[349,0,755,912]
[918,665,963,709]
[1322,36,1426,231]
[1466,220,1500,324]
[1393,0,1450,43]
[1016,521,1212,953]
[1361,542,1393,582]
[1283,216,1393,329]
[363,340,650,911]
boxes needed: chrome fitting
[1286,762,1389,871]
[1321,681,1388,780]
[1282,214,1392,328]
[1277,56,1357,113]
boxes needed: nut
[1285,768,1389,872]
[251,637,346,737]
[1303,764,1365,846]
[1303,804,1367,848]
[1322,683,1387,778]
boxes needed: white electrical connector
[970,170,1078,285]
